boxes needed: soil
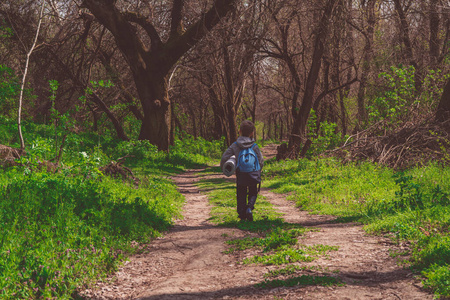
[82,144,432,300]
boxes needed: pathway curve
[82,144,431,299]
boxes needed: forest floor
[82,145,432,300]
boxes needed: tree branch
[122,11,162,52]
[82,0,148,73]
[162,0,238,72]
[169,0,184,40]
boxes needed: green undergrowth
[198,167,342,289]
[244,244,339,265]
[263,157,450,298]
[0,167,183,299]
[225,227,306,254]
[0,119,225,299]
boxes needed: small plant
[225,227,306,254]
[422,264,450,297]
[244,245,339,266]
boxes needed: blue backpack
[237,144,261,173]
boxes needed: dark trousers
[236,184,258,219]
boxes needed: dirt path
[83,144,432,300]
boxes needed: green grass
[263,156,450,298]
[0,169,184,299]
[0,121,225,299]
[244,244,339,265]
[225,227,307,253]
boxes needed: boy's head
[240,120,255,138]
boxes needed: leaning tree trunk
[436,78,450,122]
[286,0,339,158]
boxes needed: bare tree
[436,78,450,122]
[82,0,238,151]
[17,0,45,152]
[286,0,341,157]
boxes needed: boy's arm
[220,147,235,170]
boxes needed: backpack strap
[251,143,261,171]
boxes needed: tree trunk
[429,0,440,65]
[393,0,422,91]
[279,115,284,141]
[83,0,238,150]
[226,105,238,144]
[208,87,225,140]
[340,0,354,137]
[18,0,45,152]
[436,78,450,122]
[136,74,170,149]
[90,91,130,141]
[286,0,339,157]
[356,0,376,127]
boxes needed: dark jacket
[220,136,264,186]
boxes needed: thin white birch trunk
[18,0,45,152]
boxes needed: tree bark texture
[436,78,450,122]
[83,0,238,150]
[286,0,340,157]
[393,0,422,91]
[429,0,440,65]
[356,0,376,127]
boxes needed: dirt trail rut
[83,144,432,300]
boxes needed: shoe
[246,208,253,221]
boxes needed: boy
[220,120,264,221]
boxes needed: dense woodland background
[1,0,450,160]
[1,0,450,299]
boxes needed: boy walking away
[220,120,264,221]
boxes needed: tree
[354,0,377,127]
[286,0,341,157]
[82,0,238,150]
[17,0,45,152]
[436,78,450,122]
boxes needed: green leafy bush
[423,264,450,297]
[368,65,416,124]
[116,140,160,161]
[304,110,346,157]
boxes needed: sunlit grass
[263,157,450,297]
